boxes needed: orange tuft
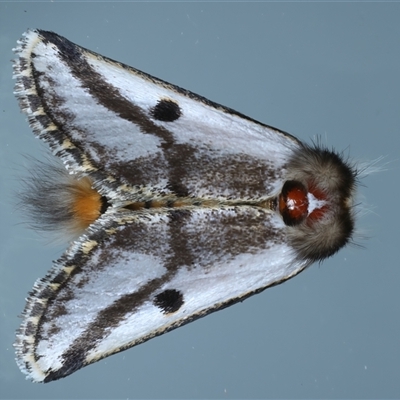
[71,177,103,231]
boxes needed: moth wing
[14,29,300,200]
[15,207,307,382]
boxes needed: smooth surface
[0,3,399,398]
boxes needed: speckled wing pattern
[13,30,356,383]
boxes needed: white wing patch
[13,29,358,382]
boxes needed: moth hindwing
[13,29,357,383]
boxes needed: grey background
[0,2,399,399]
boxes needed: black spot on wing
[154,289,184,314]
[151,99,181,122]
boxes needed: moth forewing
[13,29,357,383]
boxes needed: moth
[13,29,357,383]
